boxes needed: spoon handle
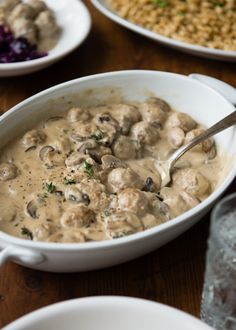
[169,110,236,169]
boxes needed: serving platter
[0,0,91,77]
[91,0,236,62]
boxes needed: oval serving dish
[0,70,236,273]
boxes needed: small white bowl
[3,296,214,330]
[91,0,236,62]
[0,0,91,77]
[0,70,236,273]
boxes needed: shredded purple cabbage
[0,25,47,63]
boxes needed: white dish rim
[0,69,235,251]
[3,296,214,330]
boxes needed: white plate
[0,0,91,77]
[3,296,214,330]
[91,0,236,62]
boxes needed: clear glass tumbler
[201,193,236,330]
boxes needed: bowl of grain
[91,0,236,61]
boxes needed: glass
[201,193,236,330]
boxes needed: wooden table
[0,1,236,327]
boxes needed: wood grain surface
[0,0,236,327]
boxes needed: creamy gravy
[0,97,225,242]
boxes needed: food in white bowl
[0,0,91,76]
[3,296,214,330]
[0,0,60,63]
[0,70,235,273]
[0,97,223,243]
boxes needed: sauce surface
[0,97,224,242]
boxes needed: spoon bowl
[158,110,236,187]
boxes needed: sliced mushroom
[77,139,98,153]
[25,146,37,152]
[39,145,54,161]
[77,140,111,164]
[70,134,87,142]
[26,200,39,219]
[64,187,90,205]
[39,145,65,168]
[101,155,127,169]
[142,177,156,192]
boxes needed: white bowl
[0,70,236,273]
[91,0,236,62]
[3,296,214,330]
[0,0,91,77]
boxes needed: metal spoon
[157,110,236,187]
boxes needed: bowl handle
[189,74,236,106]
[0,246,45,267]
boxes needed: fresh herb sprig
[64,178,76,185]
[45,182,56,193]
[153,0,169,8]
[83,160,94,178]
[21,227,33,240]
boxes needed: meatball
[160,187,191,218]
[2,0,20,12]
[76,179,110,211]
[112,135,138,160]
[112,104,141,134]
[130,121,159,145]
[141,213,162,229]
[166,112,197,132]
[160,187,200,217]
[93,113,119,146]
[22,129,46,148]
[173,168,211,198]
[11,17,38,44]
[0,163,18,181]
[140,98,168,125]
[27,0,47,16]
[185,128,214,152]
[8,3,34,23]
[73,122,98,141]
[33,223,55,241]
[47,230,86,243]
[168,127,185,149]
[67,107,90,123]
[52,137,72,154]
[105,211,143,238]
[146,97,171,113]
[35,10,58,38]
[108,167,143,193]
[60,204,95,228]
[117,188,149,216]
